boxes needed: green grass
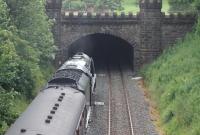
[116,0,170,14]
[162,0,170,13]
[142,32,200,135]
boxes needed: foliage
[0,0,10,29]
[142,21,200,135]
[194,0,200,11]
[62,0,172,13]
[0,28,37,97]
[0,31,19,89]
[142,2,200,134]
[6,0,55,66]
[63,1,86,11]
[142,0,200,135]
[168,0,200,13]
[0,90,19,135]
[95,0,123,11]
[62,0,123,11]
[0,0,55,134]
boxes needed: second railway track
[107,63,134,135]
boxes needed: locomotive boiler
[5,52,96,135]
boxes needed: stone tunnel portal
[68,33,134,70]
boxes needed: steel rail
[107,63,134,135]
[119,65,135,135]
[107,64,112,135]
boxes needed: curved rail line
[107,64,134,135]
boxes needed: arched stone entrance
[46,0,196,71]
[64,33,135,70]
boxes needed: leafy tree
[95,0,123,11]
[6,0,55,66]
[0,90,18,134]
[0,0,36,97]
[0,31,19,90]
[0,0,10,29]
[63,0,86,11]
[63,0,123,12]
[194,0,200,11]
[0,0,55,134]
[168,0,195,12]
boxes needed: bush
[0,0,55,134]
[168,0,200,13]
[0,90,18,134]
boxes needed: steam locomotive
[5,52,96,135]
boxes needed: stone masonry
[46,0,196,71]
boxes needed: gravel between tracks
[87,66,158,135]
[109,68,131,135]
[87,66,109,135]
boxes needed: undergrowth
[142,31,200,135]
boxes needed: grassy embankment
[141,27,200,135]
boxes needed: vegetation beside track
[0,0,55,134]
[142,32,200,135]
[141,1,200,134]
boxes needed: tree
[0,90,18,135]
[168,0,195,12]
[95,0,123,11]
[0,0,55,134]
[62,0,123,12]
[0,12,35,98]
[6,0,55,66]
[194,0,200,11]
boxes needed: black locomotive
[5,52,96,135]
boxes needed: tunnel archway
[68,33,134,70]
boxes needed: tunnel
[68,33,134,70]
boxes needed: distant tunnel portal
[68,34,134,70]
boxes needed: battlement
[61,12,139,19]
[163,13,197,24]
[46,0,62,9]
[139,0,162,9]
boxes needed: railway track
[107,63,134,135]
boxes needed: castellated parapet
[62,12,139,19]
[163,13,197,24]
[45,0,197,70]
[61,12,140,25]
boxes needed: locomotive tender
[5,52,96,135]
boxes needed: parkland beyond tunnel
[46,0,196,71]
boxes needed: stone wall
[139,0,162,66]
[46,0,197,71]
[60,13,140,69]
[162,14,196,50]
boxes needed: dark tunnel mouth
[68,33,134,70]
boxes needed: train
[5,52,96,135]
